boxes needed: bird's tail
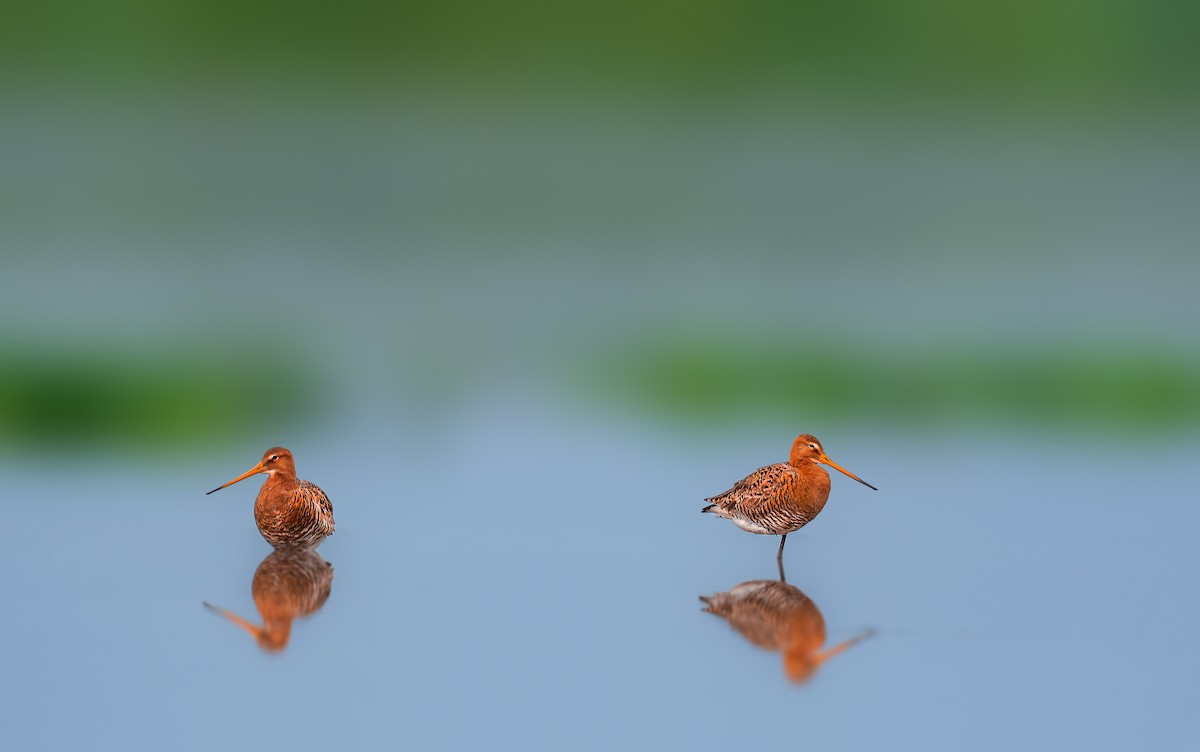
[701,504,716,514]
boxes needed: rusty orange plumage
[207,447,335,548]
[702,576,874,683]
[703,434,876,563]
[204,547,334,652]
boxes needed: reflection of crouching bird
[205,547,334,652]
[701,579,873,683]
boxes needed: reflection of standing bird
[703,434,876,563]
[701,578,873,683]
[205,547,334,652]
[207,447,335,548]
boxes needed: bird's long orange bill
[816,627,877,665]
[819,455,878,491]
[203,602,263,639]
[206,462,266,495]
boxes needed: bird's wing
[298,480,335,527]
[706,463,793,514]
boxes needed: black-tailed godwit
[207,447,335,548]
[703,434,876,563]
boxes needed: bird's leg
[776,533,788,581]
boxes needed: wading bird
[207,447,335,548]
[703,434,875,564]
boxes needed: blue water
[5,397,1197,751]
[3,100,1198,751]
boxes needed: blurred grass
[0,1,1195,103]
[580,334,1200,436]
[0,343,324,453]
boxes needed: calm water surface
[5,401,1197,751]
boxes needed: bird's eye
[809,444,817,450]
[270,455,279,461]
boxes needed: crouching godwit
[207,447,335,548]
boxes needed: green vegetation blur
[583,336,1200,436]
[0,343,322,452]
[1,1,1195,98]
[1,1,1197,453]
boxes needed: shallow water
[5,398,1197,752]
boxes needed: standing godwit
[701,575,874,683]
[207,447,335,548]
[702,434,876,564]
[204,547,334,652]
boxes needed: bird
[702,434,876,565]
[207,447,335,548]
[204,546,334,652]
[701,576,874,683]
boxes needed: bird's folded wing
[705,463,791,513]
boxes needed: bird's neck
[260,472,300,499]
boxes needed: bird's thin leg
[776,534,788,581]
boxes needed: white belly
[732,517,774,535]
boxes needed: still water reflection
[701,566,874,683]
[204,547,334,652]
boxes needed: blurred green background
[1,0,1197,454]
[5,6,1200,752]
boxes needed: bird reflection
[204,547,333,652]
[701,567,873,683]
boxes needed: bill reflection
[204,547,334,652]
[701,568,873,684]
